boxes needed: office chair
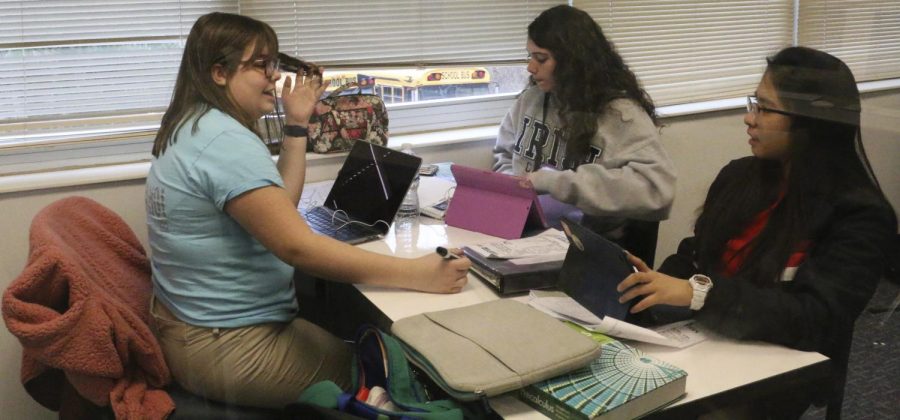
[868,233,900,324]
[618,219,661,269]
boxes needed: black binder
[462,247,563,295]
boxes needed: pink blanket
[2,196,174,419]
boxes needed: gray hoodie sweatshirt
[493,86,676,225]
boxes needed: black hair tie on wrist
[283,124,308,137]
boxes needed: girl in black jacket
[617,47,897,419]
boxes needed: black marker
[436,246,461,260]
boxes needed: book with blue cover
[518,328,687,420]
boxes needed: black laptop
[301,141,421,244]
[557,218,635,321]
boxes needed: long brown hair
[152,12,278,157]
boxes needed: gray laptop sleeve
[391,299,601,400]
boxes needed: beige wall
[1,91,897,417]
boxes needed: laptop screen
[324,141,421,231]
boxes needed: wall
[1,91,897,418]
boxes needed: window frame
[2,0,899,177]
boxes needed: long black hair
[528,5,658,168]
[694,46,892,285]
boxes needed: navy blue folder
[557,218,635,321]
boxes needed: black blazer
[659,157,897,419]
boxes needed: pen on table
[436,246,461,260]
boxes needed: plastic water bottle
[395,143,420,229]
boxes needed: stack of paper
[467,229,569,265]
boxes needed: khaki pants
[149,297,352,409]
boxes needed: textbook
[518,330,687,420]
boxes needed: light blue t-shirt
[145,108,297,328]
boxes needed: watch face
[691,275,712,291]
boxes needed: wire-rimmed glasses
[746,95,792,116]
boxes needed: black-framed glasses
[213,49,280,79]
[746,95,792,116]
[245,56,280,79]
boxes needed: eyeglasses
[245,56,281,79]
[746,95,792,116]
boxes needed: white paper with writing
[468,229,569,261]
[527,292,707,348]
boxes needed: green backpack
[297,326,463,420]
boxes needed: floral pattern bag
[307,82,389,154]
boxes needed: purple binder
[445,164,548,239]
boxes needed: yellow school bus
[322,67,492,104]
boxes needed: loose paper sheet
[468,229,569,261]
[527,292,707,348]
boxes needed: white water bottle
[396,143,420,227]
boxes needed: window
[575,0,794,105]
[799,1,900,83]
[320,67,504,104]
[243,0,560,133]
[0,1,237,148]
[242,1,561,66]
[1,1,899,174]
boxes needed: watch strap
[283,124,309,137]
[689,274,712,311]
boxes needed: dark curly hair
[528,5,658,167]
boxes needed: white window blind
[0,1,236,127]
[798,1,900,83]
[574,0,794,105]
[241,0,563,66]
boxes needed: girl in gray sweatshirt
[493,5,676,241]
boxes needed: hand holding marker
[436,246,461,260]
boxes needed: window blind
[574,0,794,105]
[0,1,236,125]
[798,1,900,83]
[241,0,563,66]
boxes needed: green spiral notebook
[518,328,687,420]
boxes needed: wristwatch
[688,274,713,310]
[283,124,309,137]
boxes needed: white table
[300,179,831,418]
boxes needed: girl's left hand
[281,69,330,125]
[617,253,693,313]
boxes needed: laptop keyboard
[303,206,381,243]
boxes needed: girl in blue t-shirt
[146,12,470,409]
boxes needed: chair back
[619,219,660,268]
